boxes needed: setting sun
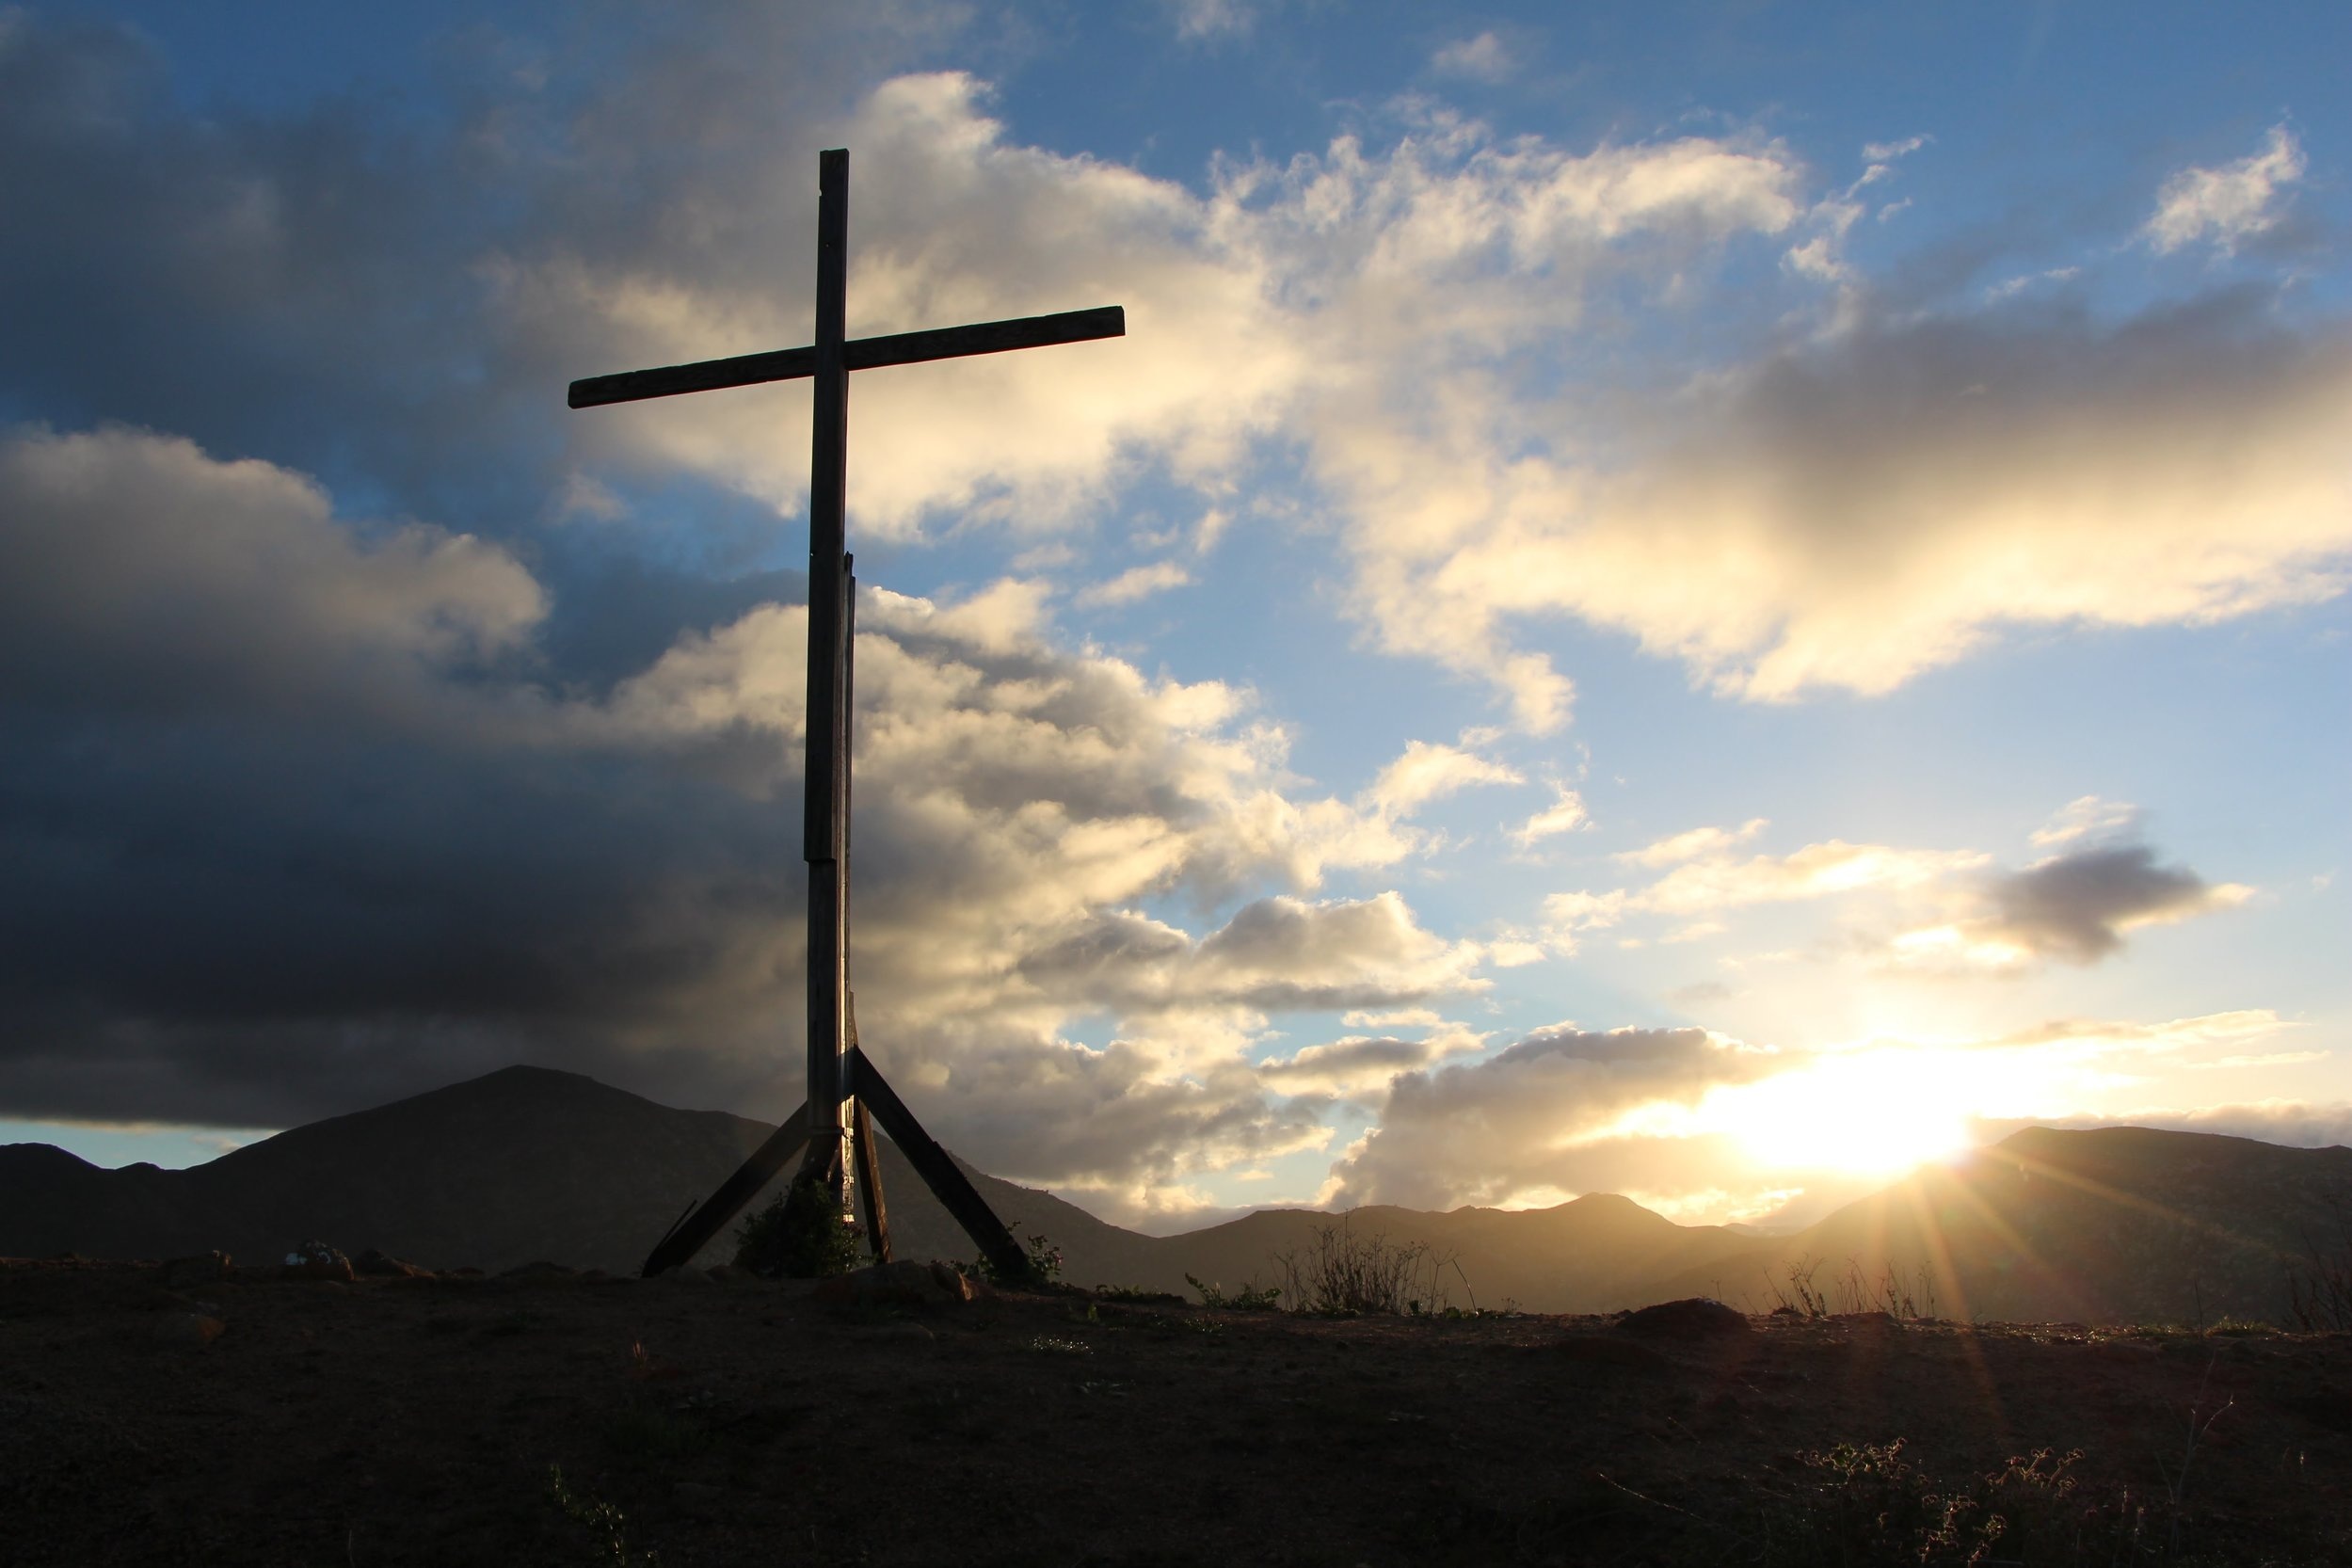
[1710,1049,1976,1176]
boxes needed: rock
[280,1240,355,1283]
[657,1264,712,1285]
[499,1260,579,1282]
[155,1312,226,1347]
[354,1248,429,1279]
[154,1252,232,1289]
[1616,1298,1752,1340]
[811,1259,974,1311]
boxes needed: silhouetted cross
[570,149,1123,1277]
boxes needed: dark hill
[1634,1125,2352,1326]
[7,1068,2345,1323]
[0,1064,1132,1276]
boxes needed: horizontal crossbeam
[568,304,1125,408]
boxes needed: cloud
[1363,740,1523,817]
[2029,795,2140,848]
[1551,816,2246,969]
[1356,296,2352,709]
[1861,136,1929,164]
[12,14,2350,743]
[1541,888,1628,947]
[1016,892,1486,1016]
[1942,843,2252,966]
[1168,0,1261,40]
[0,426,544,727]
[2145,124,2306,254]
[1075,560,1193,608]
[1511,785,1591,845]
[1634,840,1989,915]
[1615,818,1768,868]
[1431,33,1515,83]
[1341,1006,1443,1030]
[1257,1025,1483,1097]
[520,71,1302,540]
[1323,1023,1781,1209]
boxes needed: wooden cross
[570,149,1124,1278]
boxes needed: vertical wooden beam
[850,1096,890,1264]
[801,148,852,1202]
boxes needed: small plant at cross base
[732,1176,862,1278]
[548,1464,660,1566]
[1187,1273,1282,1311]
[958,1230,1064,1287]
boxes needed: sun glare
[1714,1049,1976,1176]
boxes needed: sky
[1,0,2346,1233]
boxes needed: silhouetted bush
[732,1178,861,1278]
[1271,1217,1465,1315]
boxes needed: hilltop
[4,1256,2348,1566]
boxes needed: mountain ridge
[6,1064,2345,1322]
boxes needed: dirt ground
[4,1256,2349,1567]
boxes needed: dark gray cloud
[0,4,955,539]
[1980,842,2243,964]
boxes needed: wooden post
[801,148,851,1212]
[851,1101,891,1263]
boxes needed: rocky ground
[4,1255,2349,1567]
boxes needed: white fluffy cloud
[1364,739,1523,816]
[1431,33,1514,83]
[1616,818,1768,867]
[2145,124,2306,253]
[1075,560,1193,608]
[1512,784,1592,846]
[496,69,2352,734]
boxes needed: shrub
[957,1230,1064,1287]
[1187,1273,1282,1311]
[547,1464,661,1565]
[732,1177,861,1278]
[1270,1217,1464,1316]
[1759,1441,2157,1567]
